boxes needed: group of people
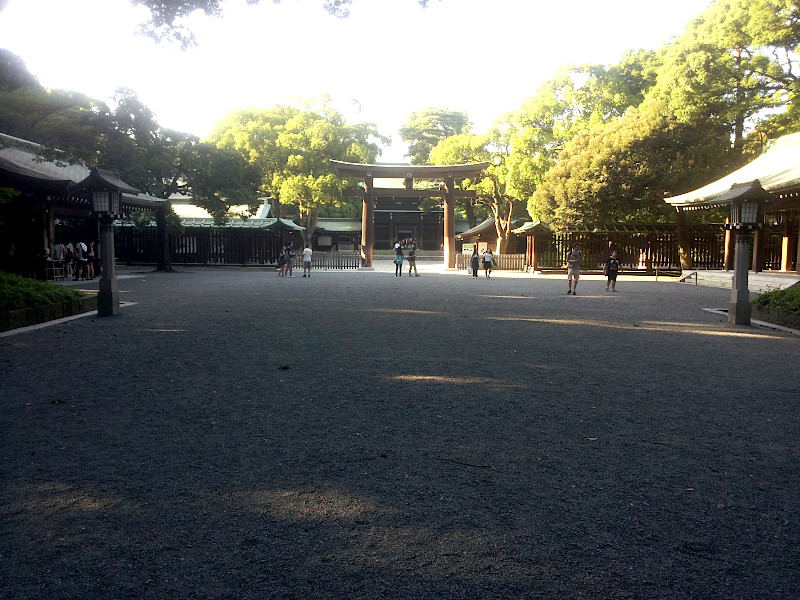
[469,247,495,279]
[277,242,313,278]
[394,242,419,277]
[566,244,621,294]
[51,240,96,281]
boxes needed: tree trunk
[156,201,173,272]
[675,208,693,270]
[299,205,319,248]
[465,200,477,229]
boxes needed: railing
[306,252,361,270]
[455,254,526,271]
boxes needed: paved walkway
[2,263,799,599]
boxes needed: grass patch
[0,271,85,312]
[752,282,800,314]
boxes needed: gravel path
[2,264,799,599]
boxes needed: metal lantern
[91,189,120,216]
[730,199,759,225]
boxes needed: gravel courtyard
[2,264,798,599]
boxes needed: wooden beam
[331,160,489,179]
[342,188,476,198]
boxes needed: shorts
[606,270,618,281]
[567,269,580,280]
[303,260,312,270]
[286,258,295,268]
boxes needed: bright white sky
[0,0,712,162]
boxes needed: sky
[0,0,713,162]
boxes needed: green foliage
[753,282,800,313]
[753,283,800,314]
[399,108,472,165]
[531,102,733,230]
[206,96,388,240]
[0,271,84,312]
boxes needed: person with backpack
[604,250,621,292]
[74,241,88,280]
[394,244,404,277]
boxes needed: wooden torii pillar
[330,161,488,269]
[361,173,375,267]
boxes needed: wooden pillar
[723,217,734,270]
[443,175,455,268]
[796,218,800,275]
[780,216,792,271]
[752,227,763,273]
[361,175,374,268]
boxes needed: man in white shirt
[302,244,312,277]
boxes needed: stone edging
[0,295,98,332]
[751,304,800,331]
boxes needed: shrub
[752,282,800,314]
[0,271,85,312]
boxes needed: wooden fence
[305,252,361,270]
[115,224,794,272]
[455,254,526,271]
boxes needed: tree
[208,97,387,245]
[0,49,40,91]
[132,0,437,46]
[649,0,800,150]
[532,102,733,231]
[430,130,526,253]
[399,108,472,165]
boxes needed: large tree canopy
[532,102,734,231]
[207,97,388,243]
[399,108,471,165]
[133,0,436,46]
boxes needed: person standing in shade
[566,243,582,295]
[470,246,480,279]
[85,241,95,280]
[408,245,418,277]
[394,245,404,277]
[302,244,312,277]
[482,248,494,278]
[604,250,621,292]
[285,241,296,277]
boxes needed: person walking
[470,247,480,278]
[277,245,287,276]
[566,243,582,295]
[302,244,312,277]
[85,241,95,280]
[394,245,404,277]
[285,241,296,277]
[604,250,621,292]
[74,241,88,280]
[482,248,494,278]
[408,245,418,277]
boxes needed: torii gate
[330,161,489,268]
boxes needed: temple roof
[665,132,800,210]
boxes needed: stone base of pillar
[97,277,119,316]
[728,299,751,325]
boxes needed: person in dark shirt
[604,250,621,292]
